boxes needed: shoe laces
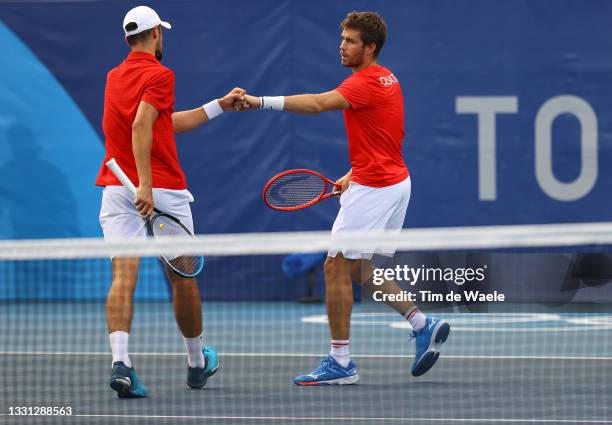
[408,330,417,341]
[312,356,333,374]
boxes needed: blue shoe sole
[110,378,132,398]
[294,374,359,386]
[435,322,451,344]
[187,367,219,390]
[411,322,450,377]
[110,378,148,398]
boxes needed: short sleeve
[336,73,371,109]
[142,69,174,112]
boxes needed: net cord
[1,222,612,260]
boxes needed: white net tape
[1,221,612,259]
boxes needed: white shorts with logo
[99,186,195,241]
[328,176,411,260]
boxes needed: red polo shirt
[96,51,187,189]
[335,64,409,187]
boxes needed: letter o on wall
[535,95,598,201]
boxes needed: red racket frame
[262,168,342,211]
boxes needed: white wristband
[259,96,284,111]
[202,99,223,120]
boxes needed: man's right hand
[233,94,261,111]
[219,87,246,111]
[334,170,352,194]
[135,186,154,218]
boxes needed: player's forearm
[283,94,325,114]
[131,122,153,188]
[172,99,230,133]
[247,91,348,113]
[245,94,321,114]
[172,109,208,134]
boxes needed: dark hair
[125,23,155,46]
[340,11,387,58]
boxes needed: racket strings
[167,255,202,277]
[266,173,327,208]
[150,214,203,277]
[150,214,188,237]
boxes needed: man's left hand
[218,87,247,111]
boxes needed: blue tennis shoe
[109,361,148,398]
[187,346,220,389]
[294,355,359,386]
[410,317,450,376]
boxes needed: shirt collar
[126,51,159,64]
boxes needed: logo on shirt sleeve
[380,73,399,87]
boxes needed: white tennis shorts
[328,176,411,260]
[99,186,195,241]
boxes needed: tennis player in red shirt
[241,11,450,385]
[97,6,245,397]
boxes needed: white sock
[109,331,132,367]
[405,307,427,330]
[330,340,350,368]
[183,333,205,368]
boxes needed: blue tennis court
[1,301,610,424]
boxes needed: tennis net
[1,223,611,424]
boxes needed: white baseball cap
[123,6,171,36]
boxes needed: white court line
[0,351,611,361]
[0,414,608,423]
[304,313,612,332]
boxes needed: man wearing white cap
[96,5,244,398]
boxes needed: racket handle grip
[106,158,138,196]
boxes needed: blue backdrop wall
[1,1,611,300]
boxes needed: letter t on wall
[456,97,518,200]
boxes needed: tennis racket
[106,158,204,278]
[262,169,342,211]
